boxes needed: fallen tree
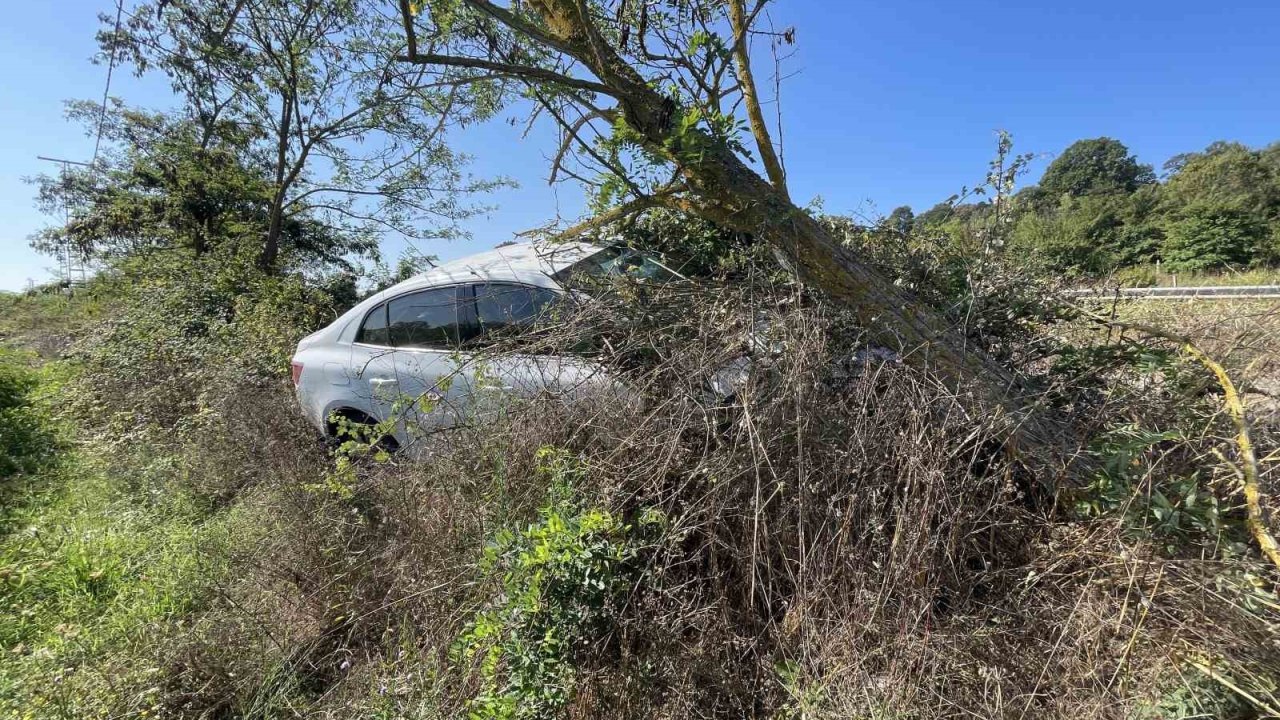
[393,0,1069,472]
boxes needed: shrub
[1161,205,1267,272]
[66,252,341,475]
[6,230,1280,719]
[454,474,641,719]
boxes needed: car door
[385,285,472,437]
[463,282,606,401]
[348,300,400,428]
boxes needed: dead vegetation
[4,247,1279,718]
[103,276,1274,719]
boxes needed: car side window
[356,303,389,346]
[469,283,560,339]
[387,287,460,349]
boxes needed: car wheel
[325,409,400,453]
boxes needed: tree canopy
[31,101,372,273]
[74,0,501,272]
[907,136,1280,277]
[1037,137,1155,199]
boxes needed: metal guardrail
[1065,285,1280,300]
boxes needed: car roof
[408,240,603,288]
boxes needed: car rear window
[458,283,561,345]
[355,303,389,345]
[476,283,559,328]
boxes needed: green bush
[1161,205,1267,272]
[69,251,342,439]
[453,447,646,720]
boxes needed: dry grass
[10,276,1280,719]
[156,281,1275,719]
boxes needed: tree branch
[727,0,789,200]
[549,184,686,242]
[395,50,614,96]
[460,0,580,57]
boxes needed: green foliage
[775,660,828,720]
[1161,205,1267,272]
[1038,137,1155,199]
[0,355,235,718]
[0,466,233,718]
[70,252,341,437]
[1151,141,1280,274]
[610,208,762,277]
[1132,672,1259,720]
[1011,185,1164,275]
[1075,424,1229,544]
[883,205,915,235]
[995,136,1280,276]
[1050,341,1173,382]
[30,103,376,272]
[1112,264,1161,287]
[0,350,59,480]
[1161,141,1280,217]
[1011,194,1120,274]
[453,447,644,720]
[823,137,1066,362]
[88,0,500,271]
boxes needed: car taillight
[290,360,304,387]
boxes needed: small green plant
[1131,671,1261,720]
[1075,424,1226,543]
[453,447,642,720]
[313,380,450,499]
[308,410,402,499]
[775,660,828,720]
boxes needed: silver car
[290,241,678,448]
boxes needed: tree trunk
[520,0,1032,416]
[680,139,1025,400]
[259,96,293,273]
[666,135,1076,481]
[259,200,283,271]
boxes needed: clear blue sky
[3,0,1279,290]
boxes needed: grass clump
[0,349,60,480]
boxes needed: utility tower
[36,155,92,288]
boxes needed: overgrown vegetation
[4,225,1279,717]
[0,350,59,479]
[5,0,1280,717]
[894,136,1280,279]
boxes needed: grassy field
[0,343,237,718]
[1078,296,1280,383]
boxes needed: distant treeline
[887,138,1280,278]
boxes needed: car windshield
[551,245,683,285]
